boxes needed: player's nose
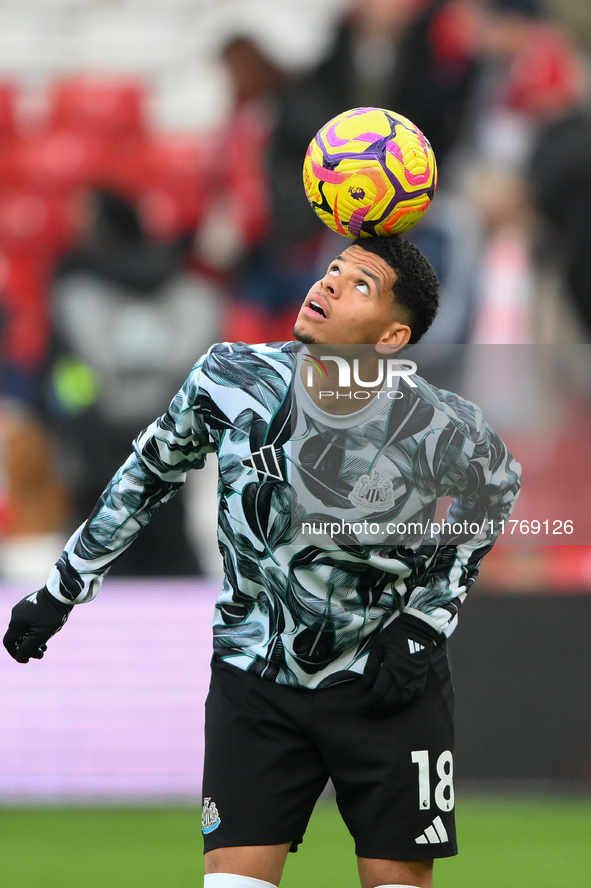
[320,273,339,297]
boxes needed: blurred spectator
[45,186,220,576]
[455,0,576,175]
[0,301,69,541]
[527,31,591,340]
[446,0,590,346]
[197,36,287,273]
[195,36,292,341]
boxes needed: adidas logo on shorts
[408,639,425,654]
[415,815,448,844]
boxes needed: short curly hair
[353,236,440,344]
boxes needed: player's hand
[3,587,73,663]
[359,613,440,717]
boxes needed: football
[303,106,437,238]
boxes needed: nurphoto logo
[304,355,417,388]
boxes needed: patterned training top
[46,342,522,689]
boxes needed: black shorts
[202,645,457,861]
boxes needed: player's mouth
[302,295,329,320]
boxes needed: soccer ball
[303,107,437,239]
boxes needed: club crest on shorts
[202,797,221,834]
[348,469,395,512]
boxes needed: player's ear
[376,323,411,354]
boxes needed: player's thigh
[202,658,329,852]
[317,644,456,862]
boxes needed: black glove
[3,586,73,663]
[359,613,441,717]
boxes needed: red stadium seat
[0,250,50,366]
[0,189,74,254]
[109,132,212,193]
[48,76,147,137]
[108,133,214,238]
[0,84,19,188]
[6,130,116,194]
[0,82,18,139]
[143,132,214,183]
[138,183,205,240]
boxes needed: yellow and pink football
[303,107,437,239]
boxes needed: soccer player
[4,236,521,888]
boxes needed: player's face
[293,245,411,347]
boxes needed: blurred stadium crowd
[0,0,590,588]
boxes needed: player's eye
[328,265,340,276]
[356,281,370,294]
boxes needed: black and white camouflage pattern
[46,342,521,689]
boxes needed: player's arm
[361,410,522,716]
[3,360,214,663]
[404,413,522,637]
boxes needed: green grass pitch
[0,796,589,887]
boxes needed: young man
[4,236,521,888]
